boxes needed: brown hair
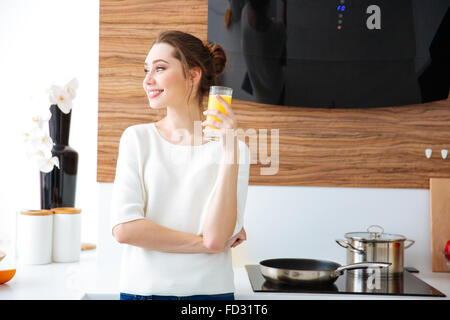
[153,30,227,107]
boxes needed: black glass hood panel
[208,0,449,108]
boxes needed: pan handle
[335,262,391,276]
[335,239,366,254]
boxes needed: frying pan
[260,258,391,286]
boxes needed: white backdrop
[0,0,99,243]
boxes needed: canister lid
[20,209,53,216]
[52,207,82,214]
[344,225,407,242]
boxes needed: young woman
[110,30,250,300]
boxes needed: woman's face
[143,43,190,110]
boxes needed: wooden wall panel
[98,0,450,188]
[430,178,450,272]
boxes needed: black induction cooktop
[245,265,446,297]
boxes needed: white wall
[0,1,434,276]
[237,186,430,269]
[0,0,99,243]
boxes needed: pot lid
[344,225,407,242]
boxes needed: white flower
[25,113,58,173]
[28,147,50,162]
[25,77,78,173]
[48,85,72,114]
[47,77,78,114]
[38,155,60,173]
[64,78,79,100]
[24,126,42,145]
[25,113,53,147]
[36,133,54,152]
[31,109,52,130]
[27,147,59,173]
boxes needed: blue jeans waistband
[120,292,235,300]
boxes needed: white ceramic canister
[52,207,82,262]
[18,210,53,265]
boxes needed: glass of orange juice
[205,86,233,141]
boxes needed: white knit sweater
[110,123,250,296]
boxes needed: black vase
[40,104,78,209]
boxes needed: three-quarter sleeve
[110,127,146,234]
[231,140,251,237]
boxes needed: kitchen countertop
[1,251,449,300]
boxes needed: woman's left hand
[226,227,247,249]
[202,94,238,142]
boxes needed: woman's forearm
[113,219,219,254]
[202,141,240,251]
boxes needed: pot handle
[404,239,415,249]
[335,239,366,254]
[335,262,391,276]
[367,225,384,239]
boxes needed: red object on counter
[445,240,450,261]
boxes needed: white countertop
[1,251,449,300]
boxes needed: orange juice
[206,94,232,130]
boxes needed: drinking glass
[205,86,233,141]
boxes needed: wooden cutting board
[430,178,450,272]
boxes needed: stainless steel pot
[336,225,415,278]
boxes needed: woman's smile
[148,89,164,99]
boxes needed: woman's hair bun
[204,41,227,77]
